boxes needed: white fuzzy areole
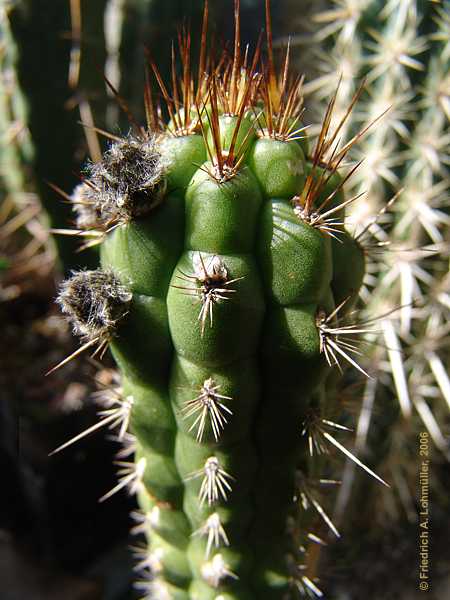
[201,553,238,588]
[149,505,160,527]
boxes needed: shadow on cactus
[48,1,396,597]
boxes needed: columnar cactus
[0,1,34,197]
[0,3,55,297]
[2,0,109,270]
[52,2,385,597]
[303,0,450,528]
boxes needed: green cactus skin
[55,5,372,597]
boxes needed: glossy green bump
[110,295,171,385]
[149,529,192,587]
[187,538,251,583]
[207,114,256,155]
[183,491,253,538]
[135,441,183,504]
[100,193,184,297]
[185,165,262,254]
[263,304,321,366]
[167,252,265,367]
[256,112,310,157]
[174,433,257,499]
[258,198,332,305]
[124,378,175,454]
[248,138,305,198]
[160,134,207,191]
[142,497,191,548]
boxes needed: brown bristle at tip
[311,78,385,172]
[144,68,161,132]
[265,0,277,105]
[258,6,306,142]
[148,18,211,137]
[181,28,192,131]
[196,67,260,182]
[171,41,182,132]
[197,0,209,103]
[295,79,376,219]
[146,50,178,134]
[103,73,145,138]
[228,0,241,113]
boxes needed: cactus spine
[53,2,387,597]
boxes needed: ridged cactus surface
[54,2,376,597]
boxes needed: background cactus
[296,0,450,535]
[1,0,109,270]
[0,1,56,294]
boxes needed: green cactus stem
[52,2,387,597]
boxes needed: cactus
[1,0,110,270]
[301,0,450,534]
[50,2,395,597]
[0,4,55,299]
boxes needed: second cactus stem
[55,2,374,598]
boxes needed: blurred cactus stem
[303,0,450,527]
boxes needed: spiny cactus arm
[54,132,353,597]
[52,2,384,597]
